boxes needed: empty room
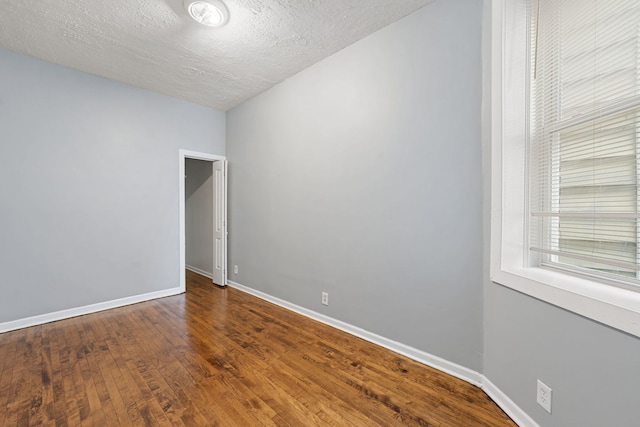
[1,0,639,426]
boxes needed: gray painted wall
[480,3,640,426]
[226,0,484,371]
[0,48,225,323]
[185,159,214,276]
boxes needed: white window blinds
[529,0,640,283]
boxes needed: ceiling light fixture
[184,0,229,27]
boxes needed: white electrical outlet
[321,292,329,306]
[537,380,552,413]
[233,265,238,275]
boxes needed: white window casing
[490,0,640,338]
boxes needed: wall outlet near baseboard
[537,379,552,413]
[321,292,329,306]
[233,265,238,275]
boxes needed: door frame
[179,149,227,292]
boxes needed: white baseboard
[0,287,183,334]
[228,280,537,427]
[482,376,540,427]
[186,265,213,279]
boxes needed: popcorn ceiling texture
[0,0,434,111]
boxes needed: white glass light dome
[184,0,229,27]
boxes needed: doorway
[179,150,227,291]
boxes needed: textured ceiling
[0,0,435,111]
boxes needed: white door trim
[179,149,227,293]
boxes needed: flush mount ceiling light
[184,0,229,27]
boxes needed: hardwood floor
[0,271,517,426]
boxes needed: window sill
[491,266,640,338]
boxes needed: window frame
[490,0,640,338]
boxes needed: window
[490,0,640,337]
[529,0,640,286]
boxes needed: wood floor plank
[89,315,138,427]
[0,270,517,427]
[47,323,71,427]
[38,324,57,425]
[0,330,22,426]
[25,326,45,427]
[4,331,29,427]
[70,321,104,427]
[98,313,158,427]
[77,318,123,427]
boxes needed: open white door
[212,160,227,286]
